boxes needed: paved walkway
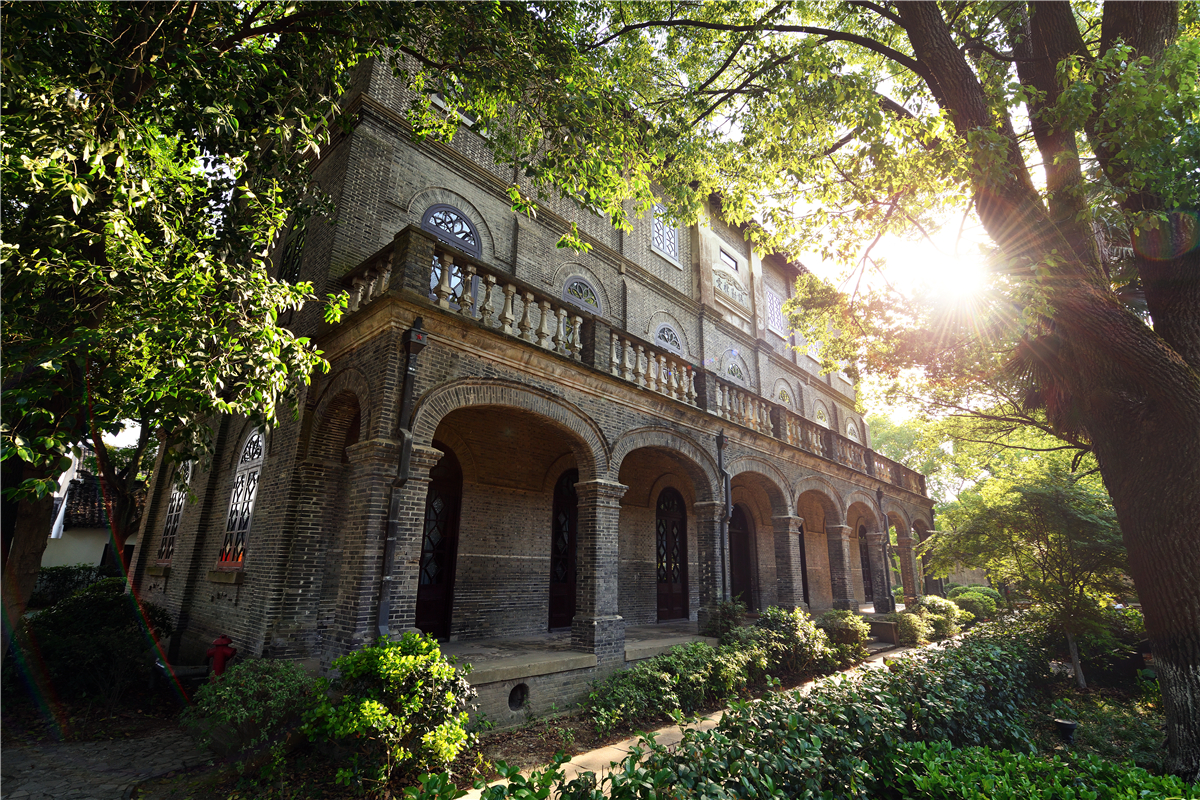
[1,729,208,800]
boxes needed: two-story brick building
[132,56,933,721]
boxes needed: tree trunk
[1064,629,1087,690]
[1,490,55,664]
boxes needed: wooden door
[858,525,874,603]
[415,445,462,639]
[729,505,756,610]
[656,488,689,620]
[548,469,579,630]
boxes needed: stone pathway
[1,729,208,800]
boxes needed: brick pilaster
[693,500,727,629]
[896,532,921,605]
[825,524,857,610]
[866,530,895,612]
[572,479,627,669]
[771,515,807,611]
[390,225,438,300]
[386,444,444,634]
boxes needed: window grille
[279,227,306,283]
[157,462,192,563]
[766,289,787,334]
[651,204,679,263]
[655,324,683,355]
[563,278,601,314]
[846,421,861,442]
[218,430,264,566]
[814,404,829,427]
[421,204,481,257]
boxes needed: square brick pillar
[573,479,628,670]
[896,533,921,605]
[825,524,858,610]
[772,515,808,611]
[693,500,727,630]
[384,444,445,635]
[866,530,896,613]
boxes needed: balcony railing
[335,225,926,497]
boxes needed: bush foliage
[28,562,121,609]
[948,584,1004,606]
[954,591,998,622]
[303,633,476,794]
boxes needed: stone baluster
[634,345,646,387]
[717,383,728,420]
[553,307,568,354]
[499,283,517,334]
[434,254,455,309]
[650,354,663,393]
[379,252,393,294]
[479,275,497,327]
[610,332,621,376]
[459,265,477,317]
[349,276,365,312]
[686,367,697,406]
[570,315,583,360]
[518,292,535,342]
[536,300,553,348]
[621,338,633,381]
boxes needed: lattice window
[651,204,679,264]
[420,487,452,585]
[157,462,192,563]
[778,387,792,405]
[766,289,787,335]
[655,323,683,355]
[727,363,745,381]
[218,430,264,566]
[421,204,481,257]
[279,227,306,283]
[563,277,602,315]
[846,421,861,442]
[814,404,830,427]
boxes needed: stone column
[385,444,443,635]
[772,515,808,611]
[896,531,921,605]
[825,524,857,610]
[573,479,628,670]
[866,530,896,613]
[693,500,727,630]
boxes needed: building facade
[131,57,934,719]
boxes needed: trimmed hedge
[954,591,998,622]
[28,562,121,609]
[948,584,1004,606]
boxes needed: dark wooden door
[858,525,874,603]
[415,444,462,639]
[548,469,578,630]
[656,488,688,620]
[729,505,756,610]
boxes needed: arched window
[157,462,192,563]
[654,323,683,355]
[846,421,861,442]
[814,402,830,428]
[421,204,481,257]
[218,430,264,567]
[651,203,679,265]
[562,277,602,315]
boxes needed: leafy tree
[924,462,1127,690]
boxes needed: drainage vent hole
[508,683,529,712]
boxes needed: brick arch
[405,186,496,262]
[410,378,607,482]
[911,514,932,533]
[727,456,792,515]
[609,427,719,503]
[311,368,373,443]
[884,504,913,534]
[793,475,844,524]
[227,419,270,468]
[551,261,613,318]
[844,490,883,529]
[642,310,693,360]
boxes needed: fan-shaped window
[562,277,602,315]
[814,402,830,428]
[157,462,192,563]
[846,421,861,442]
[218,430,265,567]
[655,323,683,355]
[651,204,680,265]
[421,204,481,258]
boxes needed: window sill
[146,564,171,578]
[207,569,244,585]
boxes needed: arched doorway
[729,505,756,610]
[656,488,688,620]
[858,524,874,604]
[548,469,579,630]
[415,442,463,639]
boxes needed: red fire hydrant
[207,634,237,677]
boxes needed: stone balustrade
[609,333,698,405]
[710,376,771,434]
[335,225,926,497]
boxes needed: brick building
[132,57,934,720]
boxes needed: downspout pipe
[716,430,732,602]
[875,487,896,614]
[377,318,427,639]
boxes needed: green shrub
[752,607,836,675]
[954,591,998,622]
[303,633,475,794]
[28,562,121,609]
[925,613,960,641]
[887,740,1197,799]
[701,598,745,644]
[949,584,1004,606]
[884,611,929,646]
[183,659,314,778]
[908,594,958,618]
[816,609,871,645]
[12,578,172,706]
